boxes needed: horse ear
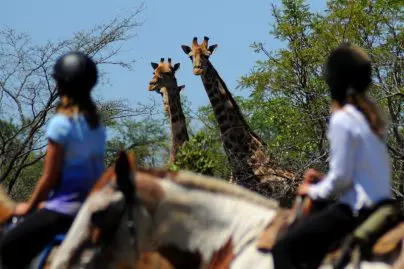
[115,151,136,204]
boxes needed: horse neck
[149,180,277,264]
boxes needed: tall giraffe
[148,58,189,164]
[181,37,295,201]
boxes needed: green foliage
[8,156,43,201]
[192,103,232,179]
[0,119,43,199]
[106,118,170,167]
[239,96,320,169]
[240,0,403,199]
[175,131,230,178]
[174,132,215,176]
[239,0,337,174]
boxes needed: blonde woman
[0,52,106,268]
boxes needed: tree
[0,6,154,193]
[240,0,330,176]
[174,131,229,177]
[240,0,403,203]
[9,154,43,201]
[177,104,232,179]
[105,118,170,168]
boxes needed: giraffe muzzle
[148,82,158,91]
[193,67,203,75]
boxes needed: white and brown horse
[0,154,172,269]
[48,151,403,269]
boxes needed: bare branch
[0,6,145,192]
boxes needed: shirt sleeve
[307,114,357,200]
[46,114,71,144]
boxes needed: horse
[0,154,173,269]
[49,151,403,269]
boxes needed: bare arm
[26,140,64,211]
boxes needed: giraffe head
[181,36,218,75]
[148,58,183,112]
[148,58,180,91]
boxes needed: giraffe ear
[173,63,180,72]
[208,44,218,55]
[151,62,159,69]
[181,45,192,55]
[178,85,185,92]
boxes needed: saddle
[257,197,403,266]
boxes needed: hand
[297,182,311,196]
[14,202,31,216]
[303,168,323,183]
[38,201,46,209]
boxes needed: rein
[92,179,139,263]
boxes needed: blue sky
[2,0,326,123]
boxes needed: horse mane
[88,164,279,211]
[173,171,279,209]
[137,168,279,210]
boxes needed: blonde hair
[56,95,100,129]
[347,93,389,140]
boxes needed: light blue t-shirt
[44,113,106,215]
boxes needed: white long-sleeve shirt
[307,104,391,214]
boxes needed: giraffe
[148,58,189,164]
[181,37,295,203]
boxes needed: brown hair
[347,93,388,140]
[56,94,100,129]
[326,43,388,139]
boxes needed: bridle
[90,175,140,264]
[117,170,139,259]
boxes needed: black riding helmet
[52,51,98,96]
[325,43,372,103]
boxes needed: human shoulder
[328,106,362,141]
[329,109,352,130]
[46,113,72,144]
[48,113,72,129]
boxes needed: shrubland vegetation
[1,0,402,207]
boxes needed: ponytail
[348,93,388,140]
[56,95,100,129]
[326,43,388,140]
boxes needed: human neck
[330,101,343,113]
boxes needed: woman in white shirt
[272,43,392,269]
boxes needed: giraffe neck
[200,61,267,191]
[162,85,189,163]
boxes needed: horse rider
[272,43,393,269]
[0,51,107,268]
